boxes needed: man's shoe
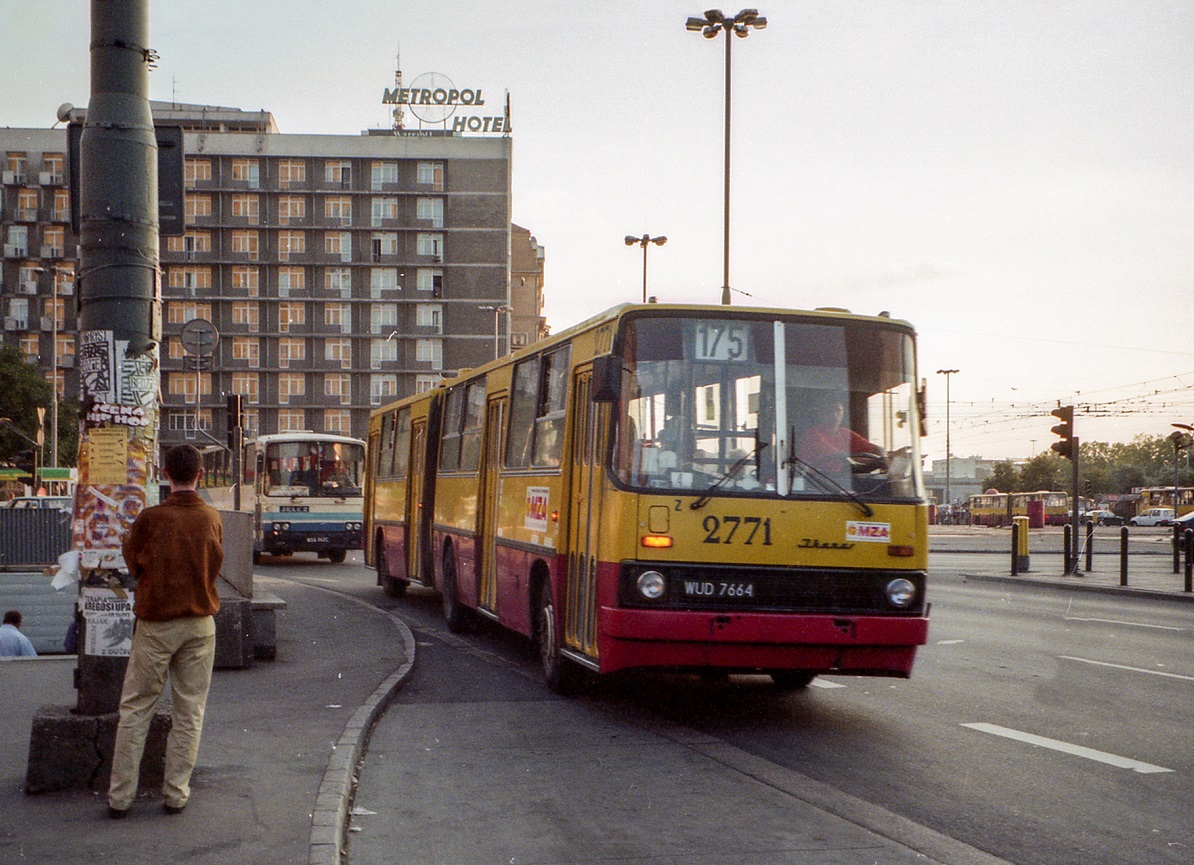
[108,806,130,819]
[163,802,186,815]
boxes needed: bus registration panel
[681,579,755,599]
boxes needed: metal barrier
[0,508,72,568]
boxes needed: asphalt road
[266,549,1193,865]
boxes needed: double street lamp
[685,8,767,306]
[624,234,667,302]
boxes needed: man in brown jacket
[108,444,224,818]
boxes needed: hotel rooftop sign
[383,72,508,135]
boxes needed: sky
[4,1,1192,463]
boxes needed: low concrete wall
[219,509,255,598]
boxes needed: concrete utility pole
[73,0,161,715]
[26,0,165,795]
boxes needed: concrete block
[214,591,252,670]
[25,704,171,795]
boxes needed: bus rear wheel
[441,547,470,633]
[377,541,408,597]
[537,582,580,695]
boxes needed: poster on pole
[81,586,135,657]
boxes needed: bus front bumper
[596,607,930,678]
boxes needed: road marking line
[937,639,965,644]
[961,722,1173,774]
[1059,655,1194,682]
[1064,616,1184,631]
[809,678,846,689]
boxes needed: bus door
[477,397,506,614]
[564,371,601,659]
[406,420,428,582]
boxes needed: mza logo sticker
[845,521,891,543]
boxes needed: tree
[1020,452,1069,492]
[981,461,1020,493]
[0,346,78,469]
[0,345,51,462]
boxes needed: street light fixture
[936,369,959,519]
[624,234,667,302]
[685,8,766,306]
[479,304,512,360]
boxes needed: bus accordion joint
[641,534,673,548]
[887,544,915,557]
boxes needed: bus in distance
[365,303,931,692]
[205,432,365,564]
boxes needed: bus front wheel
[327,549,347,564]
[537,582,580,695]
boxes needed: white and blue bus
[207,432,366,564]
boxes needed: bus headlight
[885,578,917,609]
[346,521,362,531]
[636,570,666,600]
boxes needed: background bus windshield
[265,441,364,497]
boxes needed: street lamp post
[32,265,67,467]
[479,304,512,360]
[685,8,766,306]
[624,234,667,302]
[937,369,959,519]
[1170,423,1194,516]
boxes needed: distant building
[1,101,542,453]
[923,456,1001,508]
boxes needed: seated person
[797,393,884,474]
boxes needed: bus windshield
[613,314,922,501]
[264,440,365,497]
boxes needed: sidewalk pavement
[2,549,1189,865]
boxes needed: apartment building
[1,101,527,450]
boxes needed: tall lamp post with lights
[480,304,512,360]
[685,8,766,306]
[624,233,667,302]
[937,369,959,520]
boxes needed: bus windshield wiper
[690,436,766,510]
[784,443,874,517]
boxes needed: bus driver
[797,393,885,475]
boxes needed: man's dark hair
[163,444,203,486]
[3,610,21,627]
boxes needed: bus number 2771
[701,515,772,545]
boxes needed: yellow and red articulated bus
[365,303,931,693]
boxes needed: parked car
[1130,507,1174,527]
[1170,511,1194,530]
[4,496,73,511]
[1083,509,1124,526]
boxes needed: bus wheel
[769,671,816,691]
[441,548,469,633]
[327,549,346,564]
[377,542,408,598]
[252,550,261,566]
[537,582,579,695]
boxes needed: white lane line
[962,723,1173,774]
[937,639,964,644]
[809,678,846,689]
[1059,655,1194,682]
[1064,616,1184,631]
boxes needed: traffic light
[1050,405,1075,460]
[226,394,243,449]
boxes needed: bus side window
[531,347,570,468]
[506,357,540,468]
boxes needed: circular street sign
[180,318,219,356]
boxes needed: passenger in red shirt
[798,394,884,475]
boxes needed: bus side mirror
[591,355,622,403]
